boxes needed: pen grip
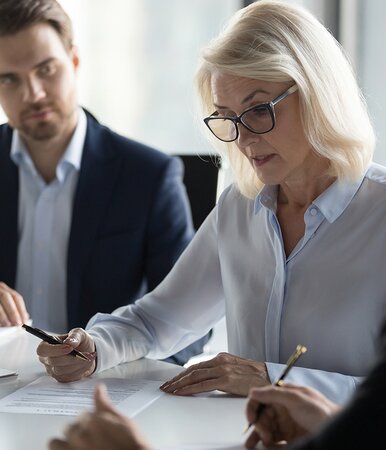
[254,402,267,421]
[22,324,91,361]
[252,377,281,424]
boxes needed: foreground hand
[0,281,29,326]
[245,384,341,449]
[160,352,269,396]
[49,384,151,450]
[37,328,96,382]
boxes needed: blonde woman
[41,0,385,407]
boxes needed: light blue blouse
[87,162,386,404]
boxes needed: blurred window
[355,0,386,165]
[61,0,238,156]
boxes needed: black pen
[22,323,91,361]
[244,344,307,433]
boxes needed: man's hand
[0,282,29,326]
[49,384,151,450]
[37,328,96,383]
[244,384,341,449]
[160,352,270,396]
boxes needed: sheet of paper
[0,325,22,338]
[0,319,32,342]
[0,368,17,378]
[0,375,163,416]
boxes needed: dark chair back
[176,154,221,230]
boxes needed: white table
[0,329,246,450]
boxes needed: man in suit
[0,0,208,365]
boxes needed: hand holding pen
[22,324,91,361]
[244,356,342,450]
[244,344,307,433]
[23,324,97,382]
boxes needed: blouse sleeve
[86,206,225,373]
[266,363,362,404]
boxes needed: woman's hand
[49,384,151,450]
[160,352,269,396]
[244,384,341,449]
[37,328,97,382]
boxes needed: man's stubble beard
[18,104,77,142]
[20,120,60,141]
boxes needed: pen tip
[243,423,252,434]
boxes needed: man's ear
[70,45,80,72]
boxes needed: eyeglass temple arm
[271,84,298,106]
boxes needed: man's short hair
[0,0,73,50]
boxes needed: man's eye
[0,75,17,86]
[39,63,56,76]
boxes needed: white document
[0,368,17,378]
[0,320,32,341]
[0,325,22,338]
[0,375,163,416]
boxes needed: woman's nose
[236,123,262,149]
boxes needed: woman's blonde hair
[196,0,375,199]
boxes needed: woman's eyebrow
[213,88,271,109]
[213,88,271,110]
[241,88,270,104]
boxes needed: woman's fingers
[161,353,269,396]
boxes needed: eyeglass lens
[207,117,238,142]
[207,104,273,142]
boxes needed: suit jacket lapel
[0,126,18,286]
[67,113,120,328]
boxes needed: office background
[1,0,385,165]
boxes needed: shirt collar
[312,175,364,223]
[254,172,366,223]
[10,107,87,181]
[254,184,278,213]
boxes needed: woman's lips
[251,154,275,167]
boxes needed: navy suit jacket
[0,110,209,364]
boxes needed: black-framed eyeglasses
[203,84,298,142]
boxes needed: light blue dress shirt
[87,162,386,404]
[11,109,87,333]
